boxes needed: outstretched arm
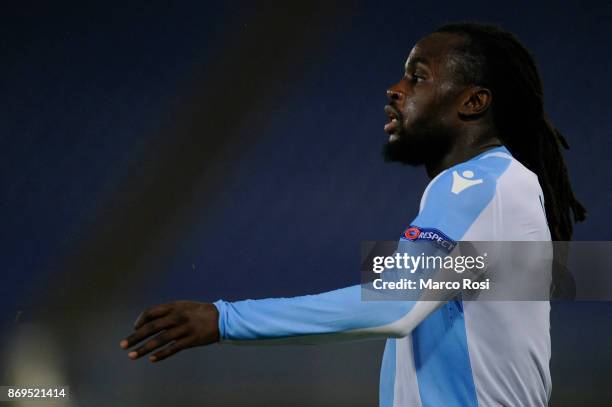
[119,160,500,361]
[214,284,443,344]
[119,281,447,362]
[119,239,461,361]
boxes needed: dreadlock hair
[434,22,587,242]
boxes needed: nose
[386,87,404,103]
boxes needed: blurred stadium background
[1,1,611,406]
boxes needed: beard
[382,126,453,166]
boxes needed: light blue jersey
[214,146,552,406]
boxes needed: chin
[382,127,451,167]
[382,134,427,166]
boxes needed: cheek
[411,86,457,127]
[434,83,460,117]
[402,95,421,116]
[401,96,432,127]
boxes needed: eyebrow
[404,56,430,71]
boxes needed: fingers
[120,301,219,363]
[128,326,189,360]
[149,337,195,363]
[133,304,173,330]
[121,316,178,350]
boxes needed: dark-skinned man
[120,22,585,406]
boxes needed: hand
[120,301,220,363]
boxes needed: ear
[458,86,492,118]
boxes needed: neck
[425,128,503,178]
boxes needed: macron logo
[451,170,483,194]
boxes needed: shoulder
[422,152,512,213]
[413,151,513,240]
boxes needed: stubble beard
[382,124,453,167]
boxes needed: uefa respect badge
[400,225,456,252]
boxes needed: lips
[384,105,403,135]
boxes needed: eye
[405,72,425,83]
[411,73,425,82]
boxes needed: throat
[425,138,503,179]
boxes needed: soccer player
[119,22,585,406]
